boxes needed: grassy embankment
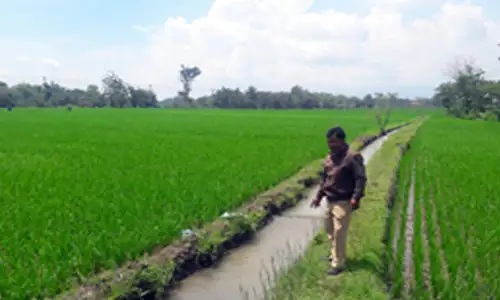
[0,108,421,299]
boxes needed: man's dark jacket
[315,145,367,209]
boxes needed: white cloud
[0,0,499,98]
[41,58,60,68]
[131,25,153,33]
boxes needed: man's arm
[315,165,327,200]
[351,153,367,203]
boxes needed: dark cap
[326,126,346,140]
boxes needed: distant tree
[435,57,492,119]
[178,65,202,105]
[373,92,396,135]
[429,52,500,121]
[0,83,14,108]
[244,86,259,108]
[42,76,53,103]
[362,94,374,108]
[102,72,131,108]
[129,85,158,108]
[100,72,159,108]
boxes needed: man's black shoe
[320,257,332,262]
[327,267,345,276]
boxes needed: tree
[479,81,500,120]
[129,85,159,108]
[435,57,494,119]
[373,92,396,135]
[0,82,14,108]
[244,86,259,108]
[102,72,131,108]
[42,76,53,103]
[85,84,103,107]
[362,94,374,108]
[100,72,159,108]
[178,65,201,105]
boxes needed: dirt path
[168,132,397,300]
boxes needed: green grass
[266,121,422,300]
[387,141,414,297]
[0,108,419,299]
[388,117,500,299]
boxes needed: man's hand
[350,199,359,210]
[310,197,322,208]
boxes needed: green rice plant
[412,158,425,299]
[385,142,410,287]
[0,108,416,299]
[392,116,500,299]
[389,142,414,299]
[420,153,446,298]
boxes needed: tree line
[0,65,436,110]
[162,86,431,109]
[2,55,498,121]
[0,72,159,108]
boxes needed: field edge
[57,121,412,300]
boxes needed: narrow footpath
[169,132,397,300]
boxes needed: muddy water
[169,132,396,300]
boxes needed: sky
[0,0,499,99]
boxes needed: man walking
[310,126,367,275]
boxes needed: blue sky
[2,0,497,44]
[0,0,210,46]
[0,0,499,98]
[1,0,333,44]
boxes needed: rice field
[0,108,419,299]
[388,117,500,299]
